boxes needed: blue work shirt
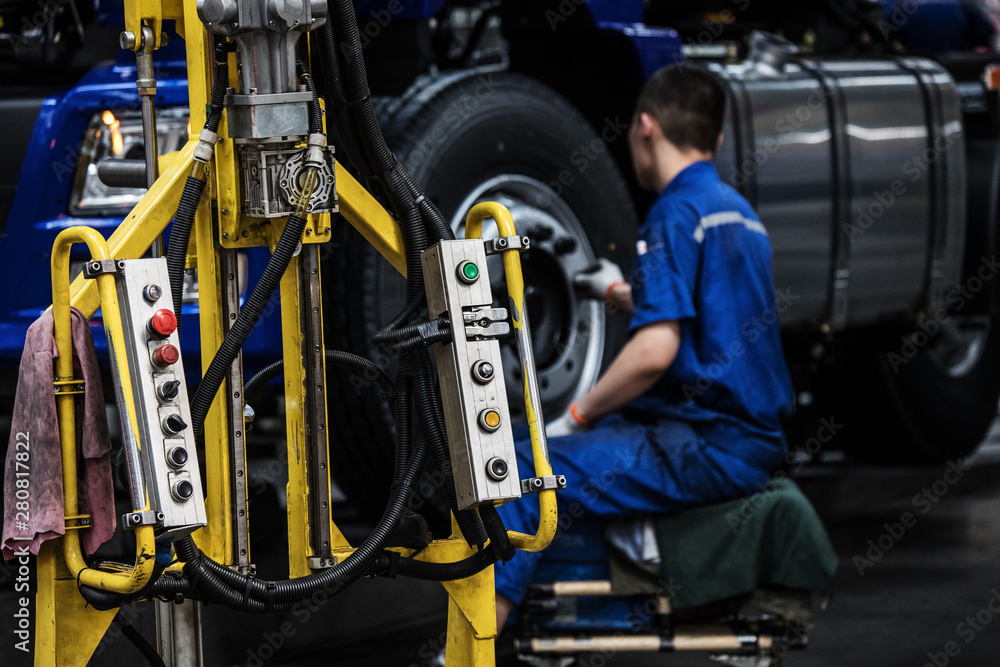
[624,160,794,466]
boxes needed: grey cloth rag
[2,307,116,559]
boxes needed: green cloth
[652,477,838,609]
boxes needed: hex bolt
[472,360,495,384]
[143,284,163,303]
[533,226,554,241]
[553,237,577,255]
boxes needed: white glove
[546,402,593,437]
[546,414,590,437]
[574,258,625,301]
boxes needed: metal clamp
[64,514,92,531]
[53,378,85,395]
[465,322,510,339]
[464,305,511,339]
[307,556,338,570]
[484,235,531,256]
[122,510,164,529]
[83,259,126,279]
[521,475,567,495]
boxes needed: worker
[494,64,795,629]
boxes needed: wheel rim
[451,174,606,424]
[924,314,990,378]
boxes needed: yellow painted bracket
[35,541,119,667]
[465,202,558,553]
[68,140,196,319]
[335,162,408,276]
[51,226,156,593]
[124,0,183,49]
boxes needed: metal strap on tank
[709,64,758,205]
[729,74,759,206]
[894,57,950,315]
[801,61,852,331]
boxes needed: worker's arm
[574,320,680,424]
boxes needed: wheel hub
[451,174,606,422]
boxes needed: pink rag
[2,307,116,559]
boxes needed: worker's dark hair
[636,65,726,154]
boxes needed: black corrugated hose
[165,175,206,328]
[116,608,168,667]
[189,210,309,436]
[318,0,493,551]
[296,60,323,135]
[408,352,490,548]
[169,434,430,611]
[368,504,512,581]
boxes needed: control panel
[112,258,207,537]
[422,240,520,509]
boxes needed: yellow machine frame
[36,1,558,665]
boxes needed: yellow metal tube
[464,202,557,552]
[52,226,156,593]
[69,139,197,320]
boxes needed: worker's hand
[574,259,626,302]
[547,402,593,437]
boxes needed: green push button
[458,261,480,284]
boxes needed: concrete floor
[3,432,1000,666]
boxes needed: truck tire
[821,311,1000,463]
[325,70,637,526]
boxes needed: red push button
[147,309,177,337]
[152,344,179,368]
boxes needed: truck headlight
[68,107,189,216]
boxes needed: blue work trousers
[494,414,782,607]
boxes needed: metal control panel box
[422,240,520,509]
[112,258,207,538]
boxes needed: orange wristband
[569,402,594,428]
[605,280,627,303]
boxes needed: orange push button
[478,408,502,432]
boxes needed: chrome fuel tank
[710,33,965,330]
